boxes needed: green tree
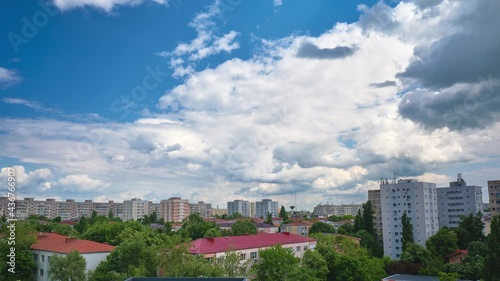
[401,212,414,252]
[400,242,432,266]
[53,216,62,223]
[74,216,88,234]
[426,227,458,261]
[335,255,369,281]
[337,222,355,235]
[220,251,250,277]
[231,220,257,236]
[49,250,87,281]
[264,212,273,225]
[108,209,114,219]
[51,223,79,237]
[438,272,460,281]
[362,201,375,235]
[204,227,222,238]
[0,221,37,281]
[253,245,299,281]
[448,241,486,280]
[354,209,363,233]
[279,205,290,224]
[456,212,485,249]
[310,221,335,235]
[301,249,329,280]
[484,215,500,281]
[181,213,217,240]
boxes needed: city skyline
[1,0,500,211]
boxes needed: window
[240,253,246,260]
[296,246,301,252]
[304,246,308,251]
[33,253,38,262]
[251,252,257,259]
[48,256,50,263]
[40,269,44,276]
[41,255,45,262]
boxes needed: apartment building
[437,174,483,228]
[488,180,500,216]
[368,190,383,238]
[255,199,279,218]
[380,179,439,260]
[227,200,251,217]
[312,203,362,217]
[0,197,127,220]
[250,202,256,218]
[123,198,150,221]
[190,201,212,218]
[161,197,190,222]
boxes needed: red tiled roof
[446,249,468,258]
[189,232,316,254]
[30,233,115,254]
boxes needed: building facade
[190,201,212,218]
[161,197,190,222]
[0,197,126,220]
[380,179,439,260]
[368,189,383,239]
[488,180,500,216]
[312,203,362,217]
[255,199,279,218]
[31,233,114,281]
[227,200,251,217]
[123,198,150,221]
[437,174,483,228]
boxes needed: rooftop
[30,232,115,254]
[189,232,316,254]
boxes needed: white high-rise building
[227,200,251,217]
[380,179,439,260]
[437,174,483,228]
[189,201,212,218]
[123,198,149,221]
[256,199,279,218]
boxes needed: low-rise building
[446,249,468,264]
[30,233,114,281]
[281,221,312,237]
[188,232,317,262]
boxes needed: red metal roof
[189,232,316,254]
[30,233,115,254]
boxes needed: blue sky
[1,0,499,210]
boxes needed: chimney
[65,237,76,243]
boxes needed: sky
[1,0,499,211]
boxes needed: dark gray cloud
[296,42,357,60]
[369,80,397,88]
[398,0,500,89]
[412,0,443,9]
[399,81,500,130]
